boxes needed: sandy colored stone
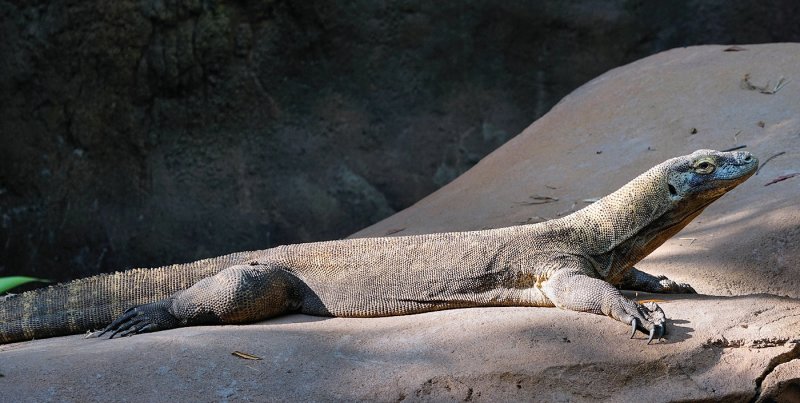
[0,294,798,402]
[760,357,800,403]
[356,43,800,301]
[1,44,799,401]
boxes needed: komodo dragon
[0,149,757,345]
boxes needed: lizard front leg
[541,266,666,344]
[619,267,696,294]
[97,264,304,338]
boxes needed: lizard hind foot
[98,300,180,339]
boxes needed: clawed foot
[92,300,179,339]
[621,300,666,344]
[656,275,696,294]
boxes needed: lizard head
[665,149,758,209]
[591,149,758,280]
[630,149,758,254]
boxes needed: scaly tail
[0,251,257,344]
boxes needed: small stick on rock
[232,351,263,360]
[384,228,406,236]
[741,73,790,94]
[764,173,798,186]
[755,152,786,175]
[721,145,747,152]
[515,195,559,205]
[723,45,747,52]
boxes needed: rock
[4,1,800,283]
[1,43,799,401]
[1,294,797,401]
[760,357,800,403]
[355,43,800,301]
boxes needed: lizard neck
[558,160,728,282]
[561,162,675,258]
[598,203,709,281]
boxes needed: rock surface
[1,294,798,402]
[356,43,800,301]
[1,44,799,401]
[3,1,800,282]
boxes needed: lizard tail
[0,251,254,344]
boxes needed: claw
[137,323,156,334]
[115,327,136,338]
[85,330,102,339]
[116,320,149,338]
[96,309,134,338]
[647,327,655,344]
[630,318,638,339]
[109,319,136,339]
[94,300,179,341]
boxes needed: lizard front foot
[655,275,696,294]
[96,300,180,339]
[620,268,697,294]
[617,300,666,344]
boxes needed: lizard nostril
[743,155,752,162]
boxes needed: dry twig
[516,195,559,205]
[755,152,786,175]
[741,73,790,94]
[384,228,405,236]
[723,45,747,52]
[721,145,747,152]
[764,173,798,186]
[232,351,263,360]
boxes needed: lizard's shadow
[257,313,332,326]
[663,319,692,343]
[622,290,702,343]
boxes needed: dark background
[2,0,799,281]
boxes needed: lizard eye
[694,158,716,174]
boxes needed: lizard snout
[734,151,757,166]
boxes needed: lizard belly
[297,263,554,317]
[275,229,555,317]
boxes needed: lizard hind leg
[174,263,306,324]
[99,263,305,338]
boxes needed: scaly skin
[0,150,757,344]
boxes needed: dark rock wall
[1,0,799,280]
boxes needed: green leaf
[0,276,51,294]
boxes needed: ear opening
[668,183,678,197]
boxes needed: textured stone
[2,1,800,281]
[0,295,797,401]
[0,44,798,402]
[356,43,800,301]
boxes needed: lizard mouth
[692,157,758,198]
[718,157,759,185]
